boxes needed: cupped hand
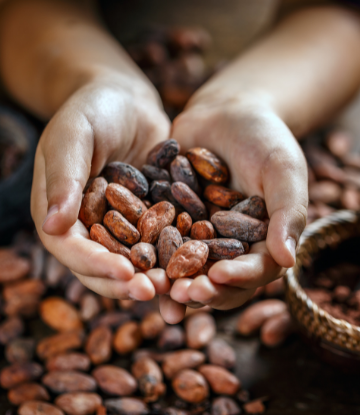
[31,75,171,300]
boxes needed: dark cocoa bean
[113,321,142,354]
[185,312,216,349]
[162,350,206,379]
[8,382,50,405]
[42,370,97,393]
[171,182,207,222]
[92,365,137,396]
[231,196,267,220]
[46,353,91,372]
[157,325,185,350]
[147,139,180,168]
[190,221,215,240]
[130,243,157,271]
[170,155,200,194]
[85,326,112,365]
[150,180,179,205]
[55,392,102,415]
[186,148,228,184]
[172,369,209,403]
[131,357,166,401]
[204,184,244,208]
[207,339,236,369]
[79,177,108,228]
[90,224,131,259]
[158,226,183,269]
[198,365,240,395]
[140,311,165,339]
[142,164,171,182]
[202,239,246,260]
[176,212,192,237]
[0,362,43,389]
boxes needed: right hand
[31,74,171,301]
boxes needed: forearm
[191,6,360,137]
[0,0,156,119]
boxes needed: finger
[145,268,171,295]
[169,278,193,304]
[208,242,284,288]
[159,295,186,324]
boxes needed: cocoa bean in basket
[79,177,108,228]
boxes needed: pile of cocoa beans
[80,139,268,279]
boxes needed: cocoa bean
[158,226,183,269]
[140,311,165,339]
[90,224,131,259]
[92,365,137,396]
[18,401,64,415]
[162,349,206,379]
[46,353,91,372]
[37,331,85,360]
[0,249,31,282]
[3,279,45,301]
[55,392,102,415]
[172,369,209,403]
[100,296,116,311]
[236,299,287,335]
[170,155,200,194]
[137,201,176,244]
[0,362,43,389]
[42,370,97,393]
[142,164,171,182]
[198,365,240,395]
[133,349,165,363]
[143,200,152,208]
[8,382,50,405]
[89,311,131,331]
[207,338,236,369]
[243,399,266,414]
[231,196,267,220]
[39,297,83,332]
[185,312,216,349]
[186,147,228,184]
[97,405,107,415]
[0,316,24,345]
[150,180,179,205]
[190,221,215,240]
[260,310,294,347]
[308,181,342,204]
[104,398,149,415]
[166,240,209,280]
[65,279,88,304]
[106,183,148,225]
[202,239,246,260]
[79,177,108,228]
[104,210,141,246]
[102,162,148,198]
[326,130,352,158]
[168,27,211,52]
[113,321,142,354]
[5,338,35,363]
[211,211,268,242]
[79,293,101,322]
[211,397,241,415]
[176,212,192,237]
[171,182,207,222]
[130,243,157,271]
[147,139,180,168]
[45,255,68,288]
[85,326,112,365]
[204,201,222,220]
[203,185,243,208]
[131,357,165,401]
[163,408,188,415]
[182,236,192,243]
[157,325,185,350]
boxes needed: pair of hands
[31,72,308,324]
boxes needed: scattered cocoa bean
[65,279,88,304]
[150,180,179,205]
[0,362,43,389]
[202,239,246,260]
[341,187,360,210]
[85,326,112,365]
[3,279,45,301]
[5,337,35,363]
[113,321,142,354]
[55,392,102,415]
[79,293,101,322]
[190,220,215,240]
[185,312,216,349]
[90,224,131,259]
[104,398,149,415]
[92,365,137,396]
[157,325,185,350]
[204,201,222,220]
[130,243,157,271]
[39,297,83,332]
[147,139,180,168]
[158,226,183,269]
[204,185,244,208]
[308,181,342,204]
[243,399,266,414]
[0,249,31,282]
[176,212,192,237]
[142,164,171,182]
[260,310,294,347]
[18,401,64,415]
[172,369,209,403]
[104,210,141,246]
[207,338,236,369]
[42,370,97,393]
[140,311,165,339]
[162,349,206,379]
[170,155,200,194]
[211,397,241,415]
[0,316,24,345]
[186,148,228,184]
[131,357,166,401]
[36,331,85,360]
[46,353,91,372]
[45,255,69,288]
[79,177,108,228]
[89,311,131,331]
[171,182,207,222]
[198,365,240,395]
[3,294,40,317]
[8,382,50,405]
[231,196,267,220]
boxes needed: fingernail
[128,293,139,301]
[285,237,297,262]
[42,205,59,228]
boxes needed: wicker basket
[285,210,360,365]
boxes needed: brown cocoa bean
[243,399,266,414]
[204,202,222,220]
[341,187,360,210]
[97,405,107,415]
[113,321,142,354]
[211,211,268,242]
[204,185,244,208]
[171,182,207,222]
[89,311,130,330]
[0,362,43,389]
[106,183,148,225]
[45,255,69,288]
[18,401,64,415]
[172,369,209,403]
[308,181,342,204]
[85,326,112,365]
[0,249,31,282]
[40,297,83,332]
[147,139,180,168]
[79,293,101,322]
[176,212,192,237]
[170,155,200,194]
[207,338,236,369]
[8,382,50,405]
[92,365,137,396]
[150,180,179,205]
[104,210,141,246]
[142,164,171,182]
[236,299,287,335]
[231,196,267,220]
[79,177,108,228]
[131,357,165,401]
[190,221,215,240]
[166,240,209,280]
[0,316,24,345]
[5,338,35,363]
[90,224,131,259]
[163,408,188,415]
[3,279,45,301]
[46,352,91,372]
[55,392,102,415]
[100,296,116,311]
[186,147,228,184]
[202,239,246,260]
[162,350,206,379]
[37,331,85,360]
[3,295,40,317]
[140,311,165,339]
[157,325,185,350]
[198,365,240,395]
[260,310,294,347]
[211,397,241,415]
[65,279,88,304]
[185,312,216,349]
[130,243,157,271]
[158,226,183,269]
[133,349,165,363]
[42,370,97,393]
[102,162,148,198]
[104,398,149,415]
[137,201,176,244]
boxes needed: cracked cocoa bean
[130,243,157,271]
[79,177,108,228]
[90,224,131,259]
[170,155,200,194]
[104,210,140,245]
[190,220,215,240]
[171,182,207,222]
[231,195,266,220]
[186,147,228,184]
[158,226,183,269]
[147,139,180,168]
[204,184,244,208]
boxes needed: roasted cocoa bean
[18,401,64,415]
[102,162,148,198]
[79,177,108,228]
[0,316,24,345]
[37,331,85,360]
[89,311,131,330]
[170,155,200,194]
[3,279,45,301]
[190,220,215,240]
[207,338,236,369]
[3,295,39,317]
[211,211,268,242]
[55,392,102,415]
[104,398,149,415]
[158,226,183,269]
[106,183,148,225]
[157,325,185,350]
[140,311,165,339]
[90,224,131,259]
[142,164,171,182]
[113,321,142,354]
[166,240,209,279]
[42,370,97,393]
[137,201,176,244]
[150,180,179,205]
[162,349,206,379]
[202,239,246,260]
[40,297,83,332]
[130,243,157,271]
[8,382,50,405]
[171,182,207,222]
[131,357,166,401]
[211,397,241,415]
[172,369,209,403]
[198,365,240,395]
[231,195,267,220]
[104,210,141,246]
[236,299,287,335]
[204,185,244,208]
[185,312,216,349]
[79,293,101,322]
[147,139,180,168]
[46,353,91,372]
[92,365,137,396]
[5,338,35,363]
[176,212,192,237]
[85,326,112,365]
[0,249,31,282]
[260,310,294,347]
[0,362,43,389]
[186,147,228,184]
